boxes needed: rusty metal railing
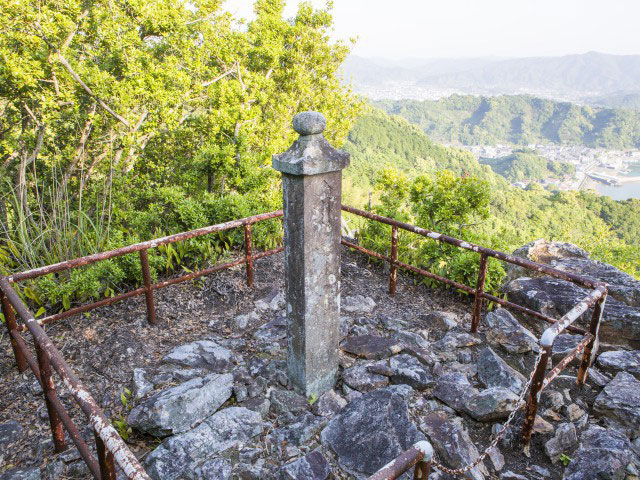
[369,441,433,480]
[1,210,283,479]
[342,205,607,479]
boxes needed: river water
[594,163,640,200]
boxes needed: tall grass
[0,168,113,274]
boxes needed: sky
[223,0,640,59]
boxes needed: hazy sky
[223,0,640,58]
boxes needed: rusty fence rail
[342,205,607,479]
[1,210,283,479]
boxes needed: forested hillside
[480,149,575,183]
[375,95,640,148]
[343,108,640,282]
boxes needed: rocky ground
[1,243,639,480]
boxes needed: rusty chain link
[430,350,545,476]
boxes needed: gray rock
[255,289,285,311]
[233,311,261,331]
[131,368,153,399]
[544,423,577,463]
[194,458,232,479]
[393,330,430,351]
[311,390,347,417]
[564,426,632,480]
[269,412,327,446]
[596,350,640,379]
[253,318,287,343]
[239,397,270,418]
[504,276,640,349]
[278,450,330,480]
[500,472,528,480]
[421,412,487,480]
[417,311,458,331]
[477,347,526,394]
[434,331,483,350]
[587,367,612,387]
[552,334,591,366]
[593,371,640,437]
[0,421,23,449]
[463,388,520,422]
[389,354,435,390]
[163,340,233,373]
[340,335,403,360]
[321,387,425,476]
[342,364,389,392]
[0,468,40,480]
[485,308,538,354]
[342,295,376,314]
[145,407,263,480]
[433,372,478,412]
[128,373,233,436]
[270,389,309,417]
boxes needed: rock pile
[2,245,640,480]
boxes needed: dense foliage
[0,0,362,312]
[480,149,575,183]
[375,95,640,148]
[342,109,640,291]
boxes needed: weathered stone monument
[272,111,350,397]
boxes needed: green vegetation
[0,0,361,312]
[480,149,575,183]
[375,95,640,148]
[343,109,640,288]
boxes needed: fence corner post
[273,111,350,399]
[471,253,488,333]
[139,249,157,325]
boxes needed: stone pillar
[273,111,350,398]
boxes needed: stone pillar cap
[272,111,350,176]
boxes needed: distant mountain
[589,92,640,110]
[342,52,640,102]
[418,52,640,98]
[340,55,507,86]
[374,95,640,149]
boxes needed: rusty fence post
[577,292,607,385]
[414,460,431,479]
[471,253,488,333]
[521,346,551,445]
[139,249,156,325]
[389,225,398,295]
[1,290,28,372]
[244,223,254,288]
[35,341,66,453]
[95,431,117,480]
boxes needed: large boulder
[389,354,435,390]
[504,276,640,349]
[484,308,539,354]
[162,340,233,372]
[128,373,233,436]
[277,450,331,480]
[463,388,520,422]
[145,407,263,480]
[477,347,526,394]
[433,372,478,412]
[563,426,633,480]
[420,412,487,480]
[596,350,640,380]
[593,371,640,437]
[506,239,640,308]
[321,387,424,476]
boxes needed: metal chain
[430,350,544,476]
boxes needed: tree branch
[57,53,131,128]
